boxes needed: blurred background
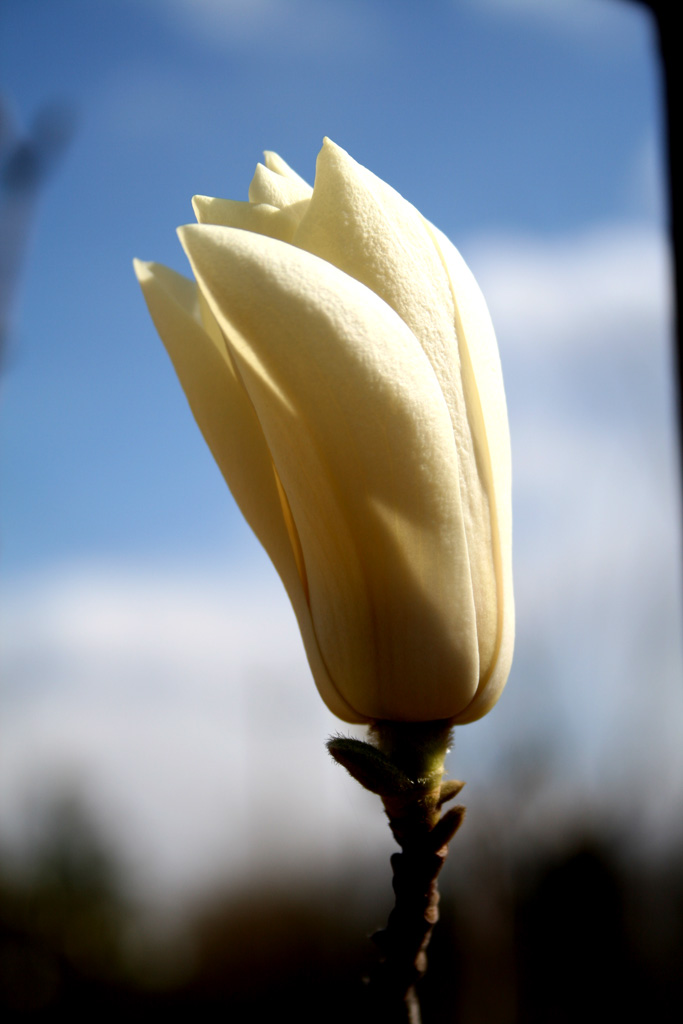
[1,0,681,1020]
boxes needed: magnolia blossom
[135,139,513,724]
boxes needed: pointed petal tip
[176,222,229,275]
[263,150,295,178]
[176,223,196,244]
[321,136,343,155]
[133,257,152,282]
[176,224,194,262]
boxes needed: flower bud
[135,139,513,724]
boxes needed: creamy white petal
[249,162,312,208]
[178,224,480,721]
[192,196,301,243]
[263,149,311,188]
[426,226,514,722]
[134,258,361,722]
[294,138,509,712]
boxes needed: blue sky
[1,0,681,899]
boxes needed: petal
[192,195,309,244]
[178,224,480,722]
[294,138,511,708]
[134,258,362,723]
[294,139,459,406]
[263,149,311,189]
[249,162,312,208]
[427,226,514,722]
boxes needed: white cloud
[0,562,383,900]
[147,0,379,56]
[462,219,683,799]
[467,0,647,47]
[466,222,670,359]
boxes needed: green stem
[370,719,453,789]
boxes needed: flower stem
[328,720,466,1023]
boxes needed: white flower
[135,138,513,724]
